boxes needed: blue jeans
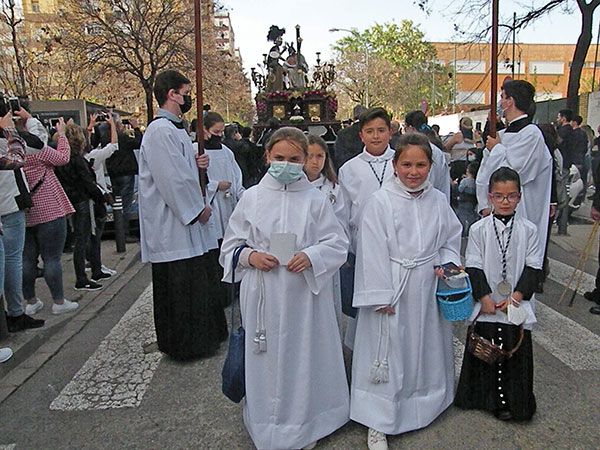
[23,216,67,302]
[111,175,135,220]
[1,211,26,316]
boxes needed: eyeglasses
[489,192,520,203]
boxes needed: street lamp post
[330,27,370,108]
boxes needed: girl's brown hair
[307,135,338,186]
[392,133,433,164]
[266,126,308,155]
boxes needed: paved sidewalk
[0,238,143,402]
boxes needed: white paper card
[269,233,297,265]
[507,302,528,325]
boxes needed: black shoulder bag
[221,244,248,403]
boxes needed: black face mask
[180,95,193,114]
[205,134,222,149]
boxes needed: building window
[454,60,486,74]
[456,90,485,104]
[529,61,563,75]
[31,0,40,12]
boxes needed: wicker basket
[466,319,524,365]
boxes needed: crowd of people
[2,69,599,448]
[0,98,143,362]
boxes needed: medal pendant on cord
[497,279,513,297]
[493,216,515,298]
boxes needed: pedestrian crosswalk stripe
[49,286,162,411]
[547,257,596,296]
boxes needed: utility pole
[490,0,499,137]
[193,0,207,195]
[512,12,516,79]
[453,43,457,113]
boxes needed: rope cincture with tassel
[558,221,600,307]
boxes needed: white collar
[309,174,326,188]
[358,146,395,163]
[384,176,432,199]
[508,114,528,125]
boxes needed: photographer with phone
[0,97,46,331]
[22,117,78,315]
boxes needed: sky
[223,0,588,75]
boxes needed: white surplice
[138,117,217,263]
[350,179,461,435]
[466,215,543,330]
[220,173,350,450]
[430,143,451,201]
[339,146,395,253]
[310,174,349,334]
[194,142,245,240]
[475,122,552,246]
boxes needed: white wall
[587,91,600,134]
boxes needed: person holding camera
[97,114,142,243]
[84,113,120,279]
[56,123,108,291]
[0,99,46,331]
[22,117,78,315]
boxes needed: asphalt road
[0,234,599,450]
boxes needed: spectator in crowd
[456,161,480,237]
[102,115,142,243]
[570,115,589,189]
[22,118,78,315]
[56,123,107,291]
[223,123,251,187]
[389,120,402,150]
[585,152,600,314]
[333,104,367,170]
[443,116,482,162]
[240,125,264,187]
[431,124,441,136]
[556,109,574,169]
[258,116,281,150]
[0,109,45,332]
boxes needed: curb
[0,248,145,405]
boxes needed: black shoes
[7,314,45,332]
[590,305,600,315]
[584,290,600,305]
[74,280,103,291]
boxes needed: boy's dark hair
[154,70,190,107]
[404,110,444,150]
[489,166,521,192]
[467,161,480,178]
[558,109,573,122]
[503,80,535,114]
[307,134,338,186]
[573,114,583,125]
[392,132,433,164]
[203,111,224,130]
[240,126,252,139]
[224,124,239,139]
[203,104,211,111]
[359,107,391,131]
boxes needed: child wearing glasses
[455,167,543,421]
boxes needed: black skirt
[455,322,536,421]
[207,244,229,308]
[151,253,228,361]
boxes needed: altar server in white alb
[199,112,245,240]
[456,167,542,422]
[305,134,348,331]
[220,127,349,450]
[139,70,225,361]
[338,107,396,348]
[351,133,462,450]
[476,79,552,248]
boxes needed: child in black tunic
[455,167,543,421]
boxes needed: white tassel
[253,333,261,354]
[370,360,382,383]
[379,359,389,383]
[258,330,267,353]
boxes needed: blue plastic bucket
[436,277,474,321]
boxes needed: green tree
[333,21,452,118]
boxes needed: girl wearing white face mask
[220,127,350,450]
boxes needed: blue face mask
[268,161,304,185]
